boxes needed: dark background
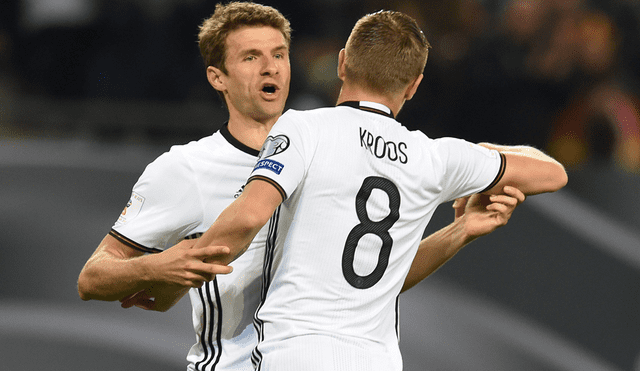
[1,0,639,370]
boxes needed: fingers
[488,194,518,208]
[186,246,234,285]
[452,197,466,209]
[187,260,233,277]
[177,260,233,288]
[133,299,156,310]
[485,202,508,213]
[487,186,525,211]
[193,246,231,257]
[175,238,198,250]
[120,296,137,308]
[151,244,233,288]
[120,290,155,310]
[191,245,231,260]
[502,186,526,204]
[179,274,209,288]
[119,290,142,303]
[453,196,469,218]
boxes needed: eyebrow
[240,45,289,56]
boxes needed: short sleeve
[111,150,202,252]
[250,110,313,199]
[434,137,504,203]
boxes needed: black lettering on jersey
[374,136,387,158]
[387,141,398,161]
[359,127,408,164]
[398,142,408,164]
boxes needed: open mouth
[262,84,277,95]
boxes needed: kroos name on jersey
[359,127,408,163]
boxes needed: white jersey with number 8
[248,102,505,371]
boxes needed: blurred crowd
[1,0,640,172]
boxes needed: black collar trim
[219,123,260,157]
[338,101,394,118]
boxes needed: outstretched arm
[104,178,282,312]
[115,240,233,312]
[478,143,568,195]
[78,235,232,311]
[193,178,284,266]
[401,186,525,292]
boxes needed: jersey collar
[219,122,260,157]
[338,101,394,118]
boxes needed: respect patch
[254,159,284,175]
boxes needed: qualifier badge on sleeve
[254,134,289,175]
[116,192,145,225]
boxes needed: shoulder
[273,109,319,137]
[278,107,340,123]
[136,134,219,188]
[275,106,348,135]
[421,137,501,182]
[149,132,225,169]
[143,144,192,179]
[169,131,228,159]
[417,136,478,155]
[431,137,498,159]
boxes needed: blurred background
[1,0,639,370]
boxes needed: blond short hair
[344,10,430,95]
[198,2,292,73]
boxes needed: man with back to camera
[192,9,567,371]
[77,3,527,370]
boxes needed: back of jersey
[250,103,502,371]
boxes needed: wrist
[134,253,156,284]
[457,214,479,245]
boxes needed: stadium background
[1,0,639,370]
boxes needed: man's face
[218,26,291,124]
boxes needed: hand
[120,289,155,310]
[452,186,525,238]
[119,285,184,311]
[146,239,234,288]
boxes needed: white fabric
[112,127,266,371]
[250,104,503,371]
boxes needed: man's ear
[404,74,423,101]
[207,66,226,92]
[337,48,346,81]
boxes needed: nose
[261,56,279,76]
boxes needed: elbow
[77,278,91,301]
[77,269,96,301]
[549,165,569,192]
[529,164,568,195]
[516,169,568,196]
[558,170,569,190]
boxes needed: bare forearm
[79,234,234,311]
[195,186,276,265]
[78,252,152,301]
[401,187,526,293]
[194,204,260,265]
[478,143,561,165]
[402,219,474,293]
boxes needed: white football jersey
[248,101,505,371]
[111,124,267,371]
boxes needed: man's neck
[227,116,278,151]
[336,84,405,118]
